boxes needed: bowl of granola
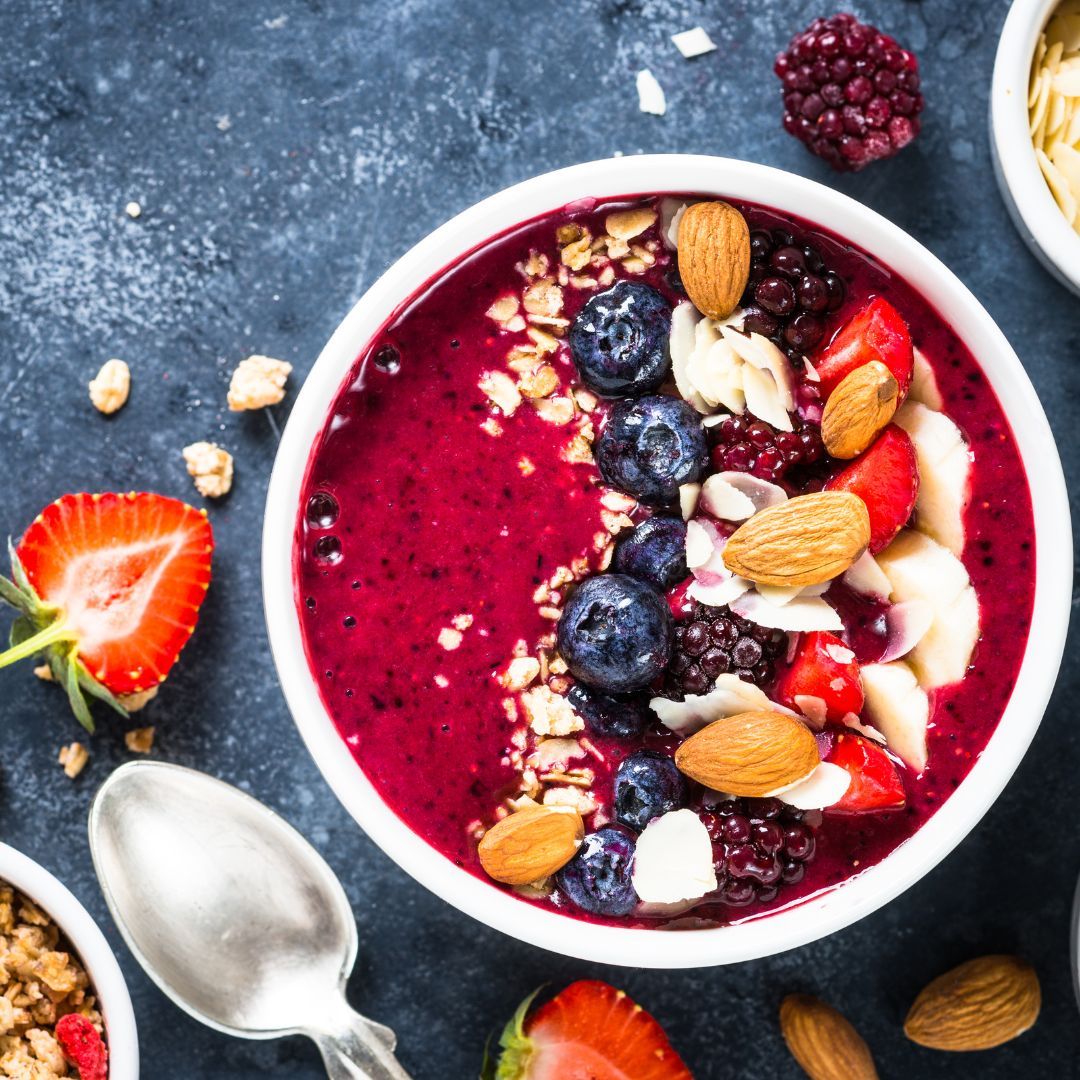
[0,842,137,1078]
[263,155,1071,966]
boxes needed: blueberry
[569,281,672,398]
[596,394,709,506]
[557,574,671,694]
[613,750,687,831]
[556,826,638,916]
[613,516,688,591]
[567,683,651,739]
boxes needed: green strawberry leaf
[479,1037,496,1080]
[9,616,37,649]
[61,654,96,734]
[491,987,541,1080]
[0,574,33,616]
[7,542,32,596]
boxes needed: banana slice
[860,660,930,773]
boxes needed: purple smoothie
[293,195,1034,928]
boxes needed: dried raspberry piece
[56,1013,108,1080]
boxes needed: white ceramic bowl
[263,156,1071,968]
[0,842,138,1077]
[992,0,1080,294]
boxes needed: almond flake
[600,490,637,513]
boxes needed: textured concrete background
[1,1,1078,1076]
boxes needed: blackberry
[701,797,821,907]
[662,603,786,699]
[775,13,924,172]
[708,414,824,483]
[740,227,846,364]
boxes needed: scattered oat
[573,388,599,413]
[479,370,522,416]
[227,354,292,411]
[533,395,575,425]
[517,363,560,399]
[522,281,564,318]
[526,326,560,354]
[501,698,519,724]
[549,655,569,675]
[499,657,541,691]
[558,224,594,271]
[538,605,563,621]
[601,509,635,535]
[182,441,234,498]
[88,358,130,414]
[521,685,583,736]
[562,433,595,465]
[543,785,597,815]
[518,251,550,278]
[598,542,615,570]
[451,613,474,632]
[124,727,155,754]
[530,737,586,771]
[517,456,536,477]
[486,295,522,329]
[636,69,667,116]
[672,26,717,58]
[58,743,88,779]
[124,200,142,219]
[437,627,463,651]
[119,685,158,712]
[600,490,637,513]
[480,416,503,437]
[597,265,616,286]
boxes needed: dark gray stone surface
[1,1,1078,1076]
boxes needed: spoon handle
[313,1000,412,1080]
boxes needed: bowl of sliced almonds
[993,0,1080,294]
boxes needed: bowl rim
[262,154,1072,968]
[0,842,139,1077]
[991,0,1080,294]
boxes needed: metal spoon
[89,761,411,1080]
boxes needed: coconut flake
[803,357,821,382]
[720,328,796,411]
[777,762,850,810]
[650,673,792,736]
[755,583,804,608]
[632,810,717,903]
[824,642,856,665]
[793,694,828,730]
[730,590,844,632]
[679,482,701,520]
[707,472,788,516]
[669,302,709,412]
[671,26,717,58]
[685,519,715,569]
[879,600,934,663]
[636,69,667,115]
[842,551,892,599]
[687,575,751,608]
[698,474,757,521]
[740,363,793,431]
[660,199,688,249]
[840,711,887,744]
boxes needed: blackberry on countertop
[661,603,787,699]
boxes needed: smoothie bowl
[263,157,1070,967]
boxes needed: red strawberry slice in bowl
[484,980,693,1080]
[813,296,914,400]
[825,424,919,553]
[0,492,214,729]
[826,731,906,813]
[775,630,863,726]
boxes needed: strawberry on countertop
[826,424,919,553]
[483,980,693,1080]
[813,296,914,400]
[0,492,214,729]
[826,731,906,814]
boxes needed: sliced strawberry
[775,631,863,724]
[0,493,213,728]
[827,732,906,813]
[813,297,914,400]
[825,424,919,553]
[487,981,693,1080]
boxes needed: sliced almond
[676,201,751,320]
[780,994,878,1080]
[722,491,871,587]
[674,710,819,797]
[477,806,584,885]
[821,361,898,459]
[904,955,1041,1051]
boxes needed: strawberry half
[827,732,906,813]
[775,631,863,725]
[0,493,213,729]
[484,981,693,1080]
[825,424,919,553]
[813,297,914,400]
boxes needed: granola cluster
[0,884,103,1078]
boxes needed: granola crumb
[533,395,575,426]
[88,358,131,415]
[485,295,520,326]
[520,685,583,737]
[58,743,88,779]
[434,674,450,689]
[227,354,292,411]
[182,441,234,498]
[561,433,595,465]
[517,363,559,399]
[498,656,541,692]
[451,613,474,632]
[437,627,463,651]
[479,370,522,416]
[33,664,52,682]
[517,456,536,477]
[119,685,158,712]
[124,727,155,754]
[605,207,658,241]
[480,417,503,437]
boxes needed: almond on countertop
[821,360,899,459]
[674,710,819,797]
[904,955,1041,1051]
[676,200,750,320]
[722,491,871,587]
[780,994,878,1080]
[478,805,584,885]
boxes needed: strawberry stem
[0,620,76,669]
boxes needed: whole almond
[904,955,1041,1051]
[478,806,584,886]
[821,361,899,459]
[677,201,751,320]
[780,994,878,1080]
[722,491,871,587]
[674,710,819,797]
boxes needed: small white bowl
[992,0,1080,294]
[0,843,138,1078]
[263,155,1072,968]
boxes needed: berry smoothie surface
[294,194,1035,929]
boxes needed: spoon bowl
[90,761,410,1078]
